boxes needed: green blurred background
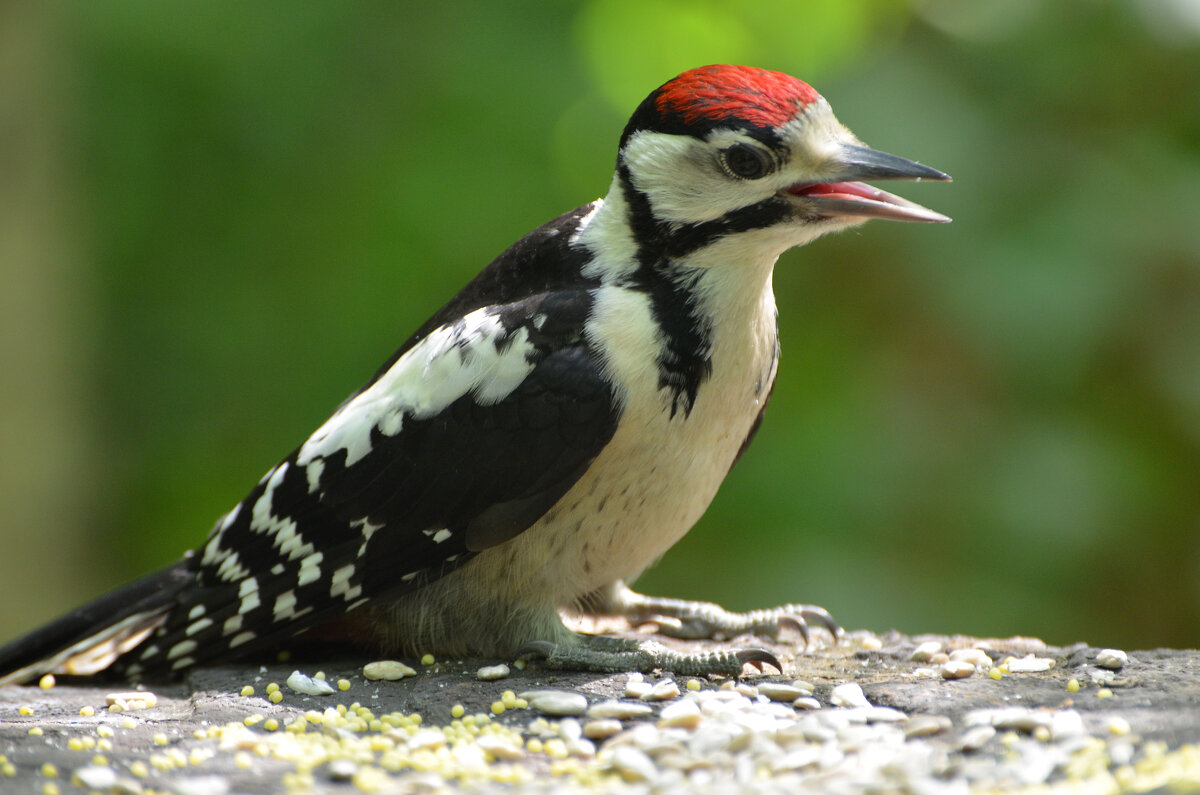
[2,0,1198,652]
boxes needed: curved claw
[514,640,556,661]
[800,606,842,638]
[736,648,782,674]
[778,616,810,650]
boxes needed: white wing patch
[298,307,537,469]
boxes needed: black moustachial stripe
[615,164,790,417]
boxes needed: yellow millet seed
[152,732,169,746]
[39,674,55,690]
[0,762,15,777]
[97,739,113,752]
[451,704,465,719]
[129,761,149,778]
[234,751,254,770]
[42,784,59,795]
[79,706,95,717]
[41,762,58,778]
[1067,678,1080,693]
[269,690,283,704]
[240,685,254,697]
[420,653,435,665]
[338,679,351,691]
[989,667,1003,681]
[28,727,43,736]
[18,706,33,716]
[263,718,280,731]
[91,755,107,766]
[1097,688,1114,699]
[490,701,506,715]
[244,714,264,727]
[526,738,544,753]
[265,682,279,694]
[97,725,115,738]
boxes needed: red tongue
[789,181,887,202]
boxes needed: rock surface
[1,630,1198,793]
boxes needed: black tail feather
[0,561,193,685]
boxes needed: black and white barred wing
[0,291,618,682]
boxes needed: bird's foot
[515,634,780,676]
[599,582,842,648]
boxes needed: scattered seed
[958,725,996,751]
[38,674,55,690]
[904,715,952,739]
[658,699,701,729]
[758,682,807,702]
[644,679,681,701]
[1107,716,1131,735]
[287,670,335,696]
[1006,654,1056,673]
[520,690,588,716]
[477,663,510,681]
[792,697,821,710]
[1095,649,1128,670]
[941,660,975,679]
[950,648,993,668]
[362,660,416,681]
[583,719,623,739]
[586,700,653,720]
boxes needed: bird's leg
[516,634,780,676]
[585,581,842,647]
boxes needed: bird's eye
[721,144,773,180]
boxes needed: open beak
[784,144,952,224]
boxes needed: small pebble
[286,670,335,696]
[904,715,952,739]
[624,680,652,699]
[958,725,996,751]
[1005,654,1056,673]
[362,661,416,681]
[830,683,871,708]
[910,641,942,662]
[950,648,993,668]
[587,700,654,720]
[476,664,510,681]
[658,699,701,729]
[610,745,658,783]
[644,679,681,701]
[520,690,588,716]
[1095,649,1128,670]
[758,683,806,702]
[583,719,623,740]
[941,660,975,679]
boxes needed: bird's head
[614,65,950,257]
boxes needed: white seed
[1050,709,1085,739]
[734,683,759,699]
[325,759,358,780]
[910,641,943,662]
[1006,654,1056,673]
[830,683,871,708]
[949,648,994,668]
[1095,649,1128,670]
[286,670,335,696]
[790,679,816,696]
[584,719,624,739]
[521,690,588,716]
[587,700,654,720]
[476,734,525,760]
[476,663,510,681]
[105,691,159,710]
[407,728,446,750]
[644,679,681,701]
[862,706,908,723]
[362,660,415,680]
[941,660,975,679]
[73,766,119,790]
[792,697,821,710]
[658,698,701,728]
[758,683,806,702]
[929,652,951,664]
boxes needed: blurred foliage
[2,0,1198,650]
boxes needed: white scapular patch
[432,528,452,544]
[167,639,197,660]
[185,618,213,637]
[187,604,206,620]
[170,656,195,671]
[229,631,256,648]
[297,552,324,587]
[237,578,261,614]
[305,458,325,494]
[297,307,537,468]
[215,551,251,583]
[222,615,243,635]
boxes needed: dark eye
[721,144,773,180]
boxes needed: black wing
[0,206,620,682]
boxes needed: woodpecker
[0,65,949,685]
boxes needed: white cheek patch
[298,307,538,469]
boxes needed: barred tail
[0,562,192,685]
